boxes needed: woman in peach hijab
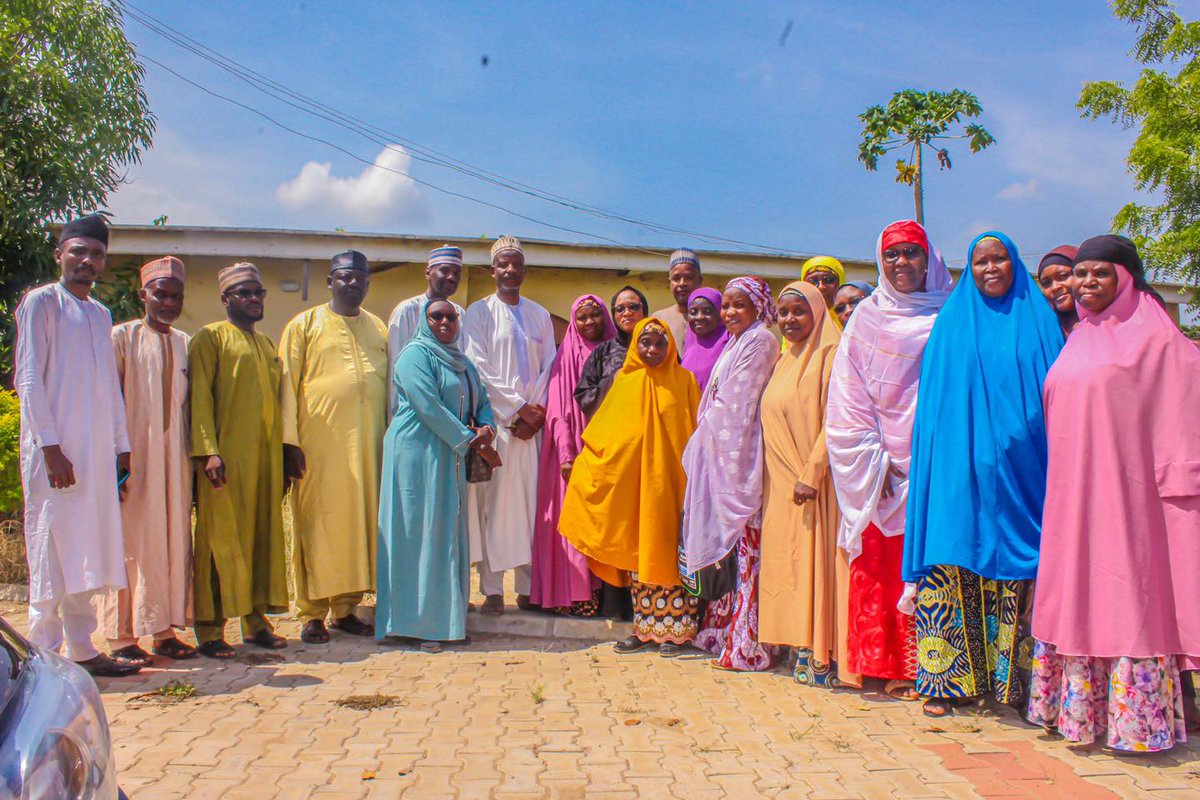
[758,281,856,688]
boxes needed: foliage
[1079,0,1200,303]
[93,257,146,325]
[0,0,155,384]
[857,89,996,223]
[0,390,22,517]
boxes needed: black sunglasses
[227,287,266,300]
[428,310,459,322]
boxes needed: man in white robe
[462,236,556,613]
[13,214,140,677]
[386,245,466,415]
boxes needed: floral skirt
[913,566,1031,705]
[847,524,916,681]
[631,582,700,644]
[1027,640,1187,752]
[695,527,775,672]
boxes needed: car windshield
[0,617,29,703]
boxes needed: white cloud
[996,179,1039,200]
[106,126,237,226]
[275,144,429,227]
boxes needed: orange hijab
[558,318,700,587]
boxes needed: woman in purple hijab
[680,287,730,391]
[530,295,617,614]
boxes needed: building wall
[107,254,825,344]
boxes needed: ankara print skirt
[793,648,847,688]
[631,582,700,644]
[694,526,776,672]
[913,565,1032,706]
[1027,641,1187,752]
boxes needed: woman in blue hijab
[376,300,499,652]
[902,232,1063,718]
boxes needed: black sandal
[198,640,237,659]
[329,614,373,637]
[300,619,330,644]
[110,644,154,667]
[152,638,197,660]
[243,629,287,650]
[613,635,654,654]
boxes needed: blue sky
[110,1,1152,270]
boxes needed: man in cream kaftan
[280,250,387,644]
[14,214,140,676]
[462,237,556,607]
[102,257,196,664]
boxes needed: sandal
[110,644,154,668]
[658,643,682,658]
[198,639,237,659]
[152,638,197,660]
[613,635,654,654]
[329,614,374,637]
[419,641,443,654]
[516,594,535,611]
[243,629,287,650]
[301,619,330,644]
[923,699,956,718]
[480,595,504,616]
[884,680,920,701]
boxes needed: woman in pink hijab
[1029,235,1200,752]
[530,295,616,614]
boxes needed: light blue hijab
[902,231,1063,582]
[408,300,472,373]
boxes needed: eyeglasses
[881,245,924,264]
[833,296,866,314]
[226,287,267,299]
[613,303,643,314]
[428,311,459,322]
[806,273,839,286]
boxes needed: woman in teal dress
[376,300,499,651]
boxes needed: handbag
[464,373,494,483]
[679,539,738,601]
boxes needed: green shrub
[0,389,20,516]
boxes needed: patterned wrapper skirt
[695,526,776,672]
[794,648,846,687]
[847,524,916,681]
[631,581,700,644]
[1027,640,1187,752]
[913,565,1032,705]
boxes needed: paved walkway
[2,600,1197,799]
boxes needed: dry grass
[0,519,27,585]
[129,679,198,705]
[334,693,401,711]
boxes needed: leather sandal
[243,629,287,650]
[198,640,236,659]
[329,614,374,637]
[110,644,154,667]
[152,638,197,660]
[613,635,654,654]
[77,653,142,677]
[301,619,330,644]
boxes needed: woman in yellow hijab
[758,281,858,688]
[559,318,701,656]
[801,255,846,315]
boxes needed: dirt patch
[334,693,401,711]
[239,651,286,666]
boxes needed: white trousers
[28,591,101,661]
[478,563,531,597]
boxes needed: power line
[118,1,830,258]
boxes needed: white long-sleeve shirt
[14,282,130,603]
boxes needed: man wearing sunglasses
[279,250,387,645]
[188,262,289,658]
[386,245,467,416]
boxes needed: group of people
[13,213,1198,755]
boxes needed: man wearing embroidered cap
[463,236,557,613]
[101,256,198,666]
[14,214,141,677]
[386,245,466,415]
[653,248,704,354]
[188,262,289,657]
[279,250,387,644]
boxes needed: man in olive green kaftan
[280,250,388,644]
[189,262,288,655]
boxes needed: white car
[0,616,125,799]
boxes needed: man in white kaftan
[13,214,140,677]
[462,236,556,610]
[386,245,466,416]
